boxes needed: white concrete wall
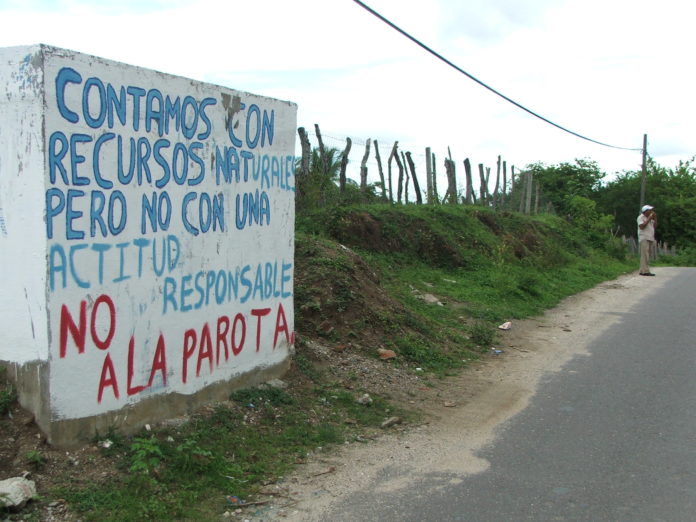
[1,45,297,422]
[0,46,49,363]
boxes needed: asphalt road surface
[315,268,696,522]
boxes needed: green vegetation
[25,449,46,470]
[10,197,652,521]
[0,367,17,415]
[530,156,696,251]
[56,384,402,521]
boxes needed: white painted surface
[0,46,49,363]
[1,45,297,420]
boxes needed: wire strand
[351,0,643,152]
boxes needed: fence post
[464,158,473,204]
[502,160,508,203]
[432,151,439,204]
[394,147,405,203]
[374,140,387,201]
[525,170,534,214]
[400,151,410,203]
[493,155,501,209]
[360,138,371,193]
[478,163,487,204]
[314,123,328,178]
[444,157,457,204]
[387,141,398,203]
[406,152,423,204]
[339,137,352,193]
[518,171,526,213]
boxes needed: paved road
[325,268,696,521]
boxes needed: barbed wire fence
[296,123,554,215]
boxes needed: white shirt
[637,213,655,241]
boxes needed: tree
[528,159,605,217]
[295,146,382,212]
[595,157,696,246]
[296,147,342,211]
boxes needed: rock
[380,416,402,429]
[356,394,373,405]
[498,321,512,330]
[420,293,444,306]
[266,379,288,389]
[443,401,456,407]
[377,348,397,360]
[0,477,37,508]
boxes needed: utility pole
[639,134,648,207]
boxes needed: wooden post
[339,137,352,193]
[478,163,487,204]
[493,155,501,209]
[405,152,423,204]
[445,157,457,204]
[444,159,452,203]
[400,151,410,203]
[394,146,405,203]
[464,158,473,204]
[446,148,458,204]
[425,147,433,204]
[296,127,311,207]
[314,123,328,177]
[297,127,311,178]
[432,151,439,204]
[387,141,398,203]
[534,183,540,214]
[525,170,533,214]
[374,140,387,201]
[640,133,648,208]
[360,138,371,193]
[502,160,507,201]
[518,171,526,213]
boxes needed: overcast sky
[1,0,694,188]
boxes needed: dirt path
[245,269,671,521]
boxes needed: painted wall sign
[0,45,297,424]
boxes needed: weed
[294,354,321,381]
[468,321,495,347]
[0,386,16,415]
[0,368,17,415]
[129,437,164,475]
[230,386,294,407]
[393,334,463,375]
[25,449,46,469]
[173,438,214,474]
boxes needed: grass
[0,367,17,415]
[56,384,407,521]
[25,203,638,520]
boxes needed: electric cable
[351,0,643,152]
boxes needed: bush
[468,322,495,347]
[665,246,696,267]
[0,368,17,415]
[603,237,628,260]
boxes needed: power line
[351,0,643,152]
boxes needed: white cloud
[1,0,695,183]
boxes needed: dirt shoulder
[247,269,671,521]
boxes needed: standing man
[637,204,657,276]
